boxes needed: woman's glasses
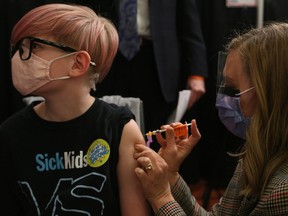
[217,85,254,97]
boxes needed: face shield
[216,51,227,94]
[215,51,250,139]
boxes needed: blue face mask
[215,93,251,139]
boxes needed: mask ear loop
[90,72,99,91]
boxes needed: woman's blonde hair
[227,22,288,196]
[11,3,119,88]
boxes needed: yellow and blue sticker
[87,139,110,168]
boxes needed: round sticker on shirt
[87,138,110,167]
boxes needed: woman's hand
[155,119,201,185]
[134,145,175,212]
[133,119,201,211]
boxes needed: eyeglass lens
[19,38,32,60]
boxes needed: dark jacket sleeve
[178,0,208,79]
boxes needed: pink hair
[11,3,119,82]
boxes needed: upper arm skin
[117,119,151,216]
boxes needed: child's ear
[70,51,92,77]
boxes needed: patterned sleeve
[266,177,288,215]
[155,201,186,216]
[172,176,208,215]
[155,176,215,216]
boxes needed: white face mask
[11,48,75,96]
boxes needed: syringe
[145,122,192,137]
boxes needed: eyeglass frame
[217,85,254,97]
[10,37,77,61]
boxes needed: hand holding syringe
[145,122,191,147]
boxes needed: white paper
[167,90,191,123]
[226,0,257,7]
